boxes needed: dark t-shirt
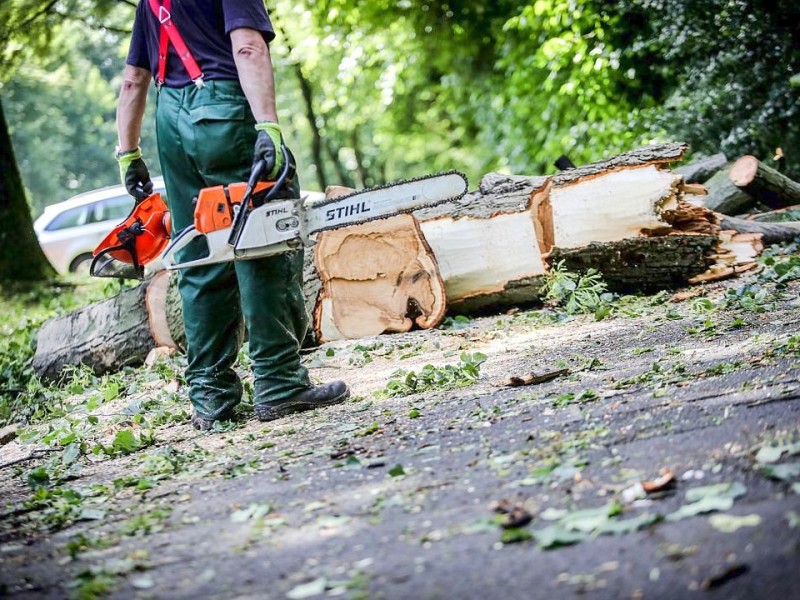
[126,0,275,88]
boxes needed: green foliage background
[1,0,799,217]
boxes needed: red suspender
[146,0,205,87]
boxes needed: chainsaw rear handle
[228,144,294,248]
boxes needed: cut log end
[313,214,446,343]
[729,155,760,187]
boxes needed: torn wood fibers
[309,142,763,342]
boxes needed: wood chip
[503,368,570,387]
[642,468,676,493]
[671,289,704,303]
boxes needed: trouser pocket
[188,103,254,174]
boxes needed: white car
[34,179,167,275]
[35,179,325,275]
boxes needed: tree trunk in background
[674,153,728,184]
[729,155,800,209]
[325,138,355,189]
[718,216,800,246]
[0,98,55,282]
[291,62,328,191]
[351,130,369,188]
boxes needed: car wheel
[69,253,94,276]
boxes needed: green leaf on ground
[685,481,747,503]
[388,464,405,477]
[534,523,588,549]
[230,503,272,523]
[77,508,106,522]
[599,513,662,535]
[108,429,143,455]
[787,511,800,528]
[500,528,533,544]
[560,503,620,533]
[762,461,800,481]
[755,441,800,464]
[667,496,735,521]
[709,513,762,533]
[667,482,747,522]
[287,577,327,599]
[755,446,784,464]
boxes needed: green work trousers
[155,80,311,420]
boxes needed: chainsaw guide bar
[306,171,469,235]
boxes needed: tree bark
[351,129,369,188]
[729,155,800,209]
[32,272,184,381]
[703,166,757,215]
[0,98,55,282]
[674,153,728,184]
[550,236,717,293]
[718,216,800,245]
[745,205,800,222]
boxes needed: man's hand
[253,122,284,180]
[117,148,154,202]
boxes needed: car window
[44,205,88,232]
[91,195,133,224]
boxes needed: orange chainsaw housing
[90,193,172,279]
[194,181,273,234]
[93,193,172,264]
[91,179,274,279]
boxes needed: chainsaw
[91,146,468,279]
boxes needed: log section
[312,214,446,342]
[718,216,800,246]
[32,272,183,381]
[550,235,717,293]
[702,166,755,215]
[729,156,800,210]
[674,153,727,184]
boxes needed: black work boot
[191,410,234,431]
[254,381,350,422]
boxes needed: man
[116,0,349,430]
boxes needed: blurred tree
[618,0,800,177]
[0,99,55,281]
[0,0,131,281]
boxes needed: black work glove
[253,122,284,180]
[116,148,154,203]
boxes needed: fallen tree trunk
[703,166,758,215]
[718,216,800,245]
[745,205,800,222]
[729,155,800,210]
[36,142,786,374]
[33,272,184,381]
[674,153,727,184]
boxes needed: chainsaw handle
[229,145,293,248]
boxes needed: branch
[53,9,133,34]
[117,0,138,7]
[0,0,60,44]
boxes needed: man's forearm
[117,66,151,151]
[231,28,278,123]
